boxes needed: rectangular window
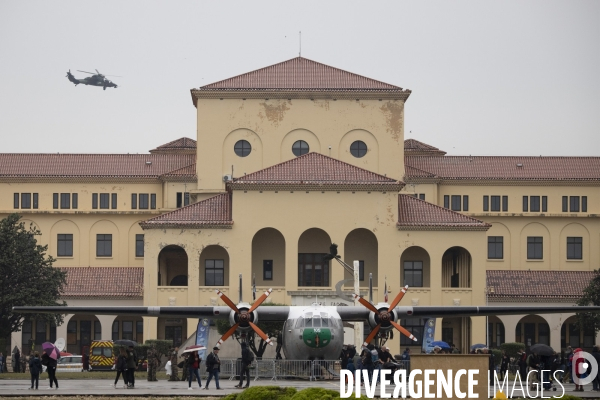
[135,234,144,257]
[205,259,224,286]
[32,193,38,209]
[570,196,580,212]
[99,193,109,209]
[60,193,70,209]
[111,193,117,209]
[444,195,449,209]
[582,196,587,212]
[112,321,119,341]
[400,318,425,346]
[67,320,77,345]
[94,320,101,340]
[122,321,133,340]
[502,196,508,212]
[527,236,543,260]
[54,193,59,209]
[165,326,183,348]
[57,234,73,257]
[567,237,583,260]
[151,193,156,209]
[298,253,330,287]
[263,260,273,280]
[462,195,469,211]
[21,193,31,209]
[542,196,547,212]
[139,194,149,209]
[92,193,98,209]
[488,236,504,259]
[14,193,19,209]
[404,261,423,287]
[451,195,461,211]
[530,196,540,212]
[491,196,500,212]
[176,192,183,208]
[562,196,568,212]
[419,193,425,201]
[523,196,528,212]
[96,234,112,257]
[131,194,137,209]
[483,196,489,212]
[136,321,143,342]
[358,260,365,281]
[72,193,77,209]
[183,192,189,206]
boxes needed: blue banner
[195,319,210,360]
[421,318,436,354]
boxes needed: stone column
[97,315,117,341]
[143,316,158,342]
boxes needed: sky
[0,1,598,156]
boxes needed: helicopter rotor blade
[248,288,272,313]
[216,323,240,347]
[362,324,381,347]
[248,321,273,345]
[215,289,240,313]
[77,70,96,75]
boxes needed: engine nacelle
[228,303,258,331]
[367,302,398,331]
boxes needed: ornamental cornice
[191,89,411,103]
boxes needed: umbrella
[530,343,554,356]
[114,339,137,347]
[183,345,206,354]
[42,342,60,360]
[471,343,487,351]
[430,341,451,349]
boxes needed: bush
[499,342,525,359]
[235,386,297,400]
[291,387,371,400]
[491,349,502,366]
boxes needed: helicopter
[66,69,118,90]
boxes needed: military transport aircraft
[14,283,600,360]
[66,69,118,90]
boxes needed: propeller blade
[77,70,95,75]
[390,320,417,342]
[248,321,273,345]
[248,288,273,313]
[352,294,380,314]
[216,323,239,347]
[362,324,381,347]
[215,289,240,313]
[388,285,409,311]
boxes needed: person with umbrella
[183,346,203,390]
[41,343,59,389]
[125,345,137,388]
[113,347,128,389]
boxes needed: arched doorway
[252,228,286,287]
[488,316,505,348]
[199,245,230,286]
[561,315,595,351]
[158,245,188,287]
[441,317,472,354]
[400,246,431,288]
[343,228,378,289]
[441,247,471,288]
[157,317,188,348]
[65,314,101,355]
[515,315,550,348]
[297,228,332,287]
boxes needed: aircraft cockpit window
[295,317,304,328]
[321,318,329,327]
[305,317,313,327]
[312,318,321,327]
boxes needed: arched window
[170,275,188,286]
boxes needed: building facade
[2,57,598,357]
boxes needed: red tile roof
[229,152,404,191]
[140,193,232,229]
[0,153,195,180]
[60,267,143,299]
[404,139,446,156]
[397,194,490,231]
[160,163,197,181]
[487,270,595,301]
[191,57,411,101]
[150,137,197,154]
[405,156,600,182]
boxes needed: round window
[292,140,309,157]
[350,140,367,158]
[234,140,252,157]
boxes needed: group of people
[27,351,58,390]
[112,345,138,389]
[340,344,400,385]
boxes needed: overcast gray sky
[0,1,598,156]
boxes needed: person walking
[500,350,509,380]
[517,348,527,379]
[13,347,21,373]
[42,353,58,389]
[235,342,253,389]
[204,347,222,390]
[113,347,128,388]
[0,352,4,373]
[125,345,137,388]
[186,351,202,390]
[168,347,179,381]
[147,345,158,382]
[28,352,42,390]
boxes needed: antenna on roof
[299,31,301,57]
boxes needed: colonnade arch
[252,228,285,286]
[400,246,430,288]
[199,245,229,287]
[158,245,188,286]
[441,247,472,288]
[343,228,378,288]
[298,228,331,287]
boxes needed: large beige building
[2,57,599,357]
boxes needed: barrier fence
[191,359,410,382]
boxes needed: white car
[56,355,84,372]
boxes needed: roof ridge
[400,194,486,224]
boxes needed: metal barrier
[253,359,277,381]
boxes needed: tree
[0,214,67,340]
[216,302,286,359]
[576,269,600,333]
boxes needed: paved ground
[1,378,600,397]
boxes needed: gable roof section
[229,152,403,191]
[0,153,195,181]
[404,156,600,182]
[140,193,232,229]
[404,139,446,156]
[487,270,594,302]
[160,163,197,182]
[191,57,411,101]
[397,194,490,231]
[60,267,143,299]
[150,137,197,154]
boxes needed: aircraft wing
[12,306,233,319]
[398,305,600,318]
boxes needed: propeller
[215,288,274,348]
[354,284,415,347]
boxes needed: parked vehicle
[56,355,84,372]
[89,340,115,371]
